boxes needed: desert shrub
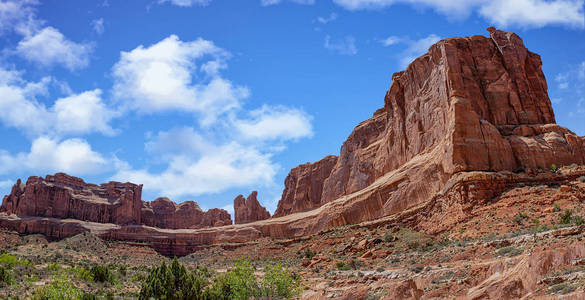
[207,260,258,300]
[302,248,317,259]
[0,253,31,269]
[554,203,562,212]
[139,258,208,300]
[496,246,523,257]
[383,231,394,243]
[81,294,98,300]
[0,265,11,284]
[578,176,585,183]
[90,265,115,283]
[573,215,584,225]
[47,263,61,272]
[548,282,577,295]
[551,164,559,171]
[335,261,350,271]
[32,274,84,300]
[259,263,301,298]
[559,209,573,225]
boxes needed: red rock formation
[1,173,143,225]
[234,191,270,224]
[275,27,585,217]
[0,173,231,229]
[141,198,232,229]
[273,155,338,217]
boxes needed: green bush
[0,253,31,269]
[302,248,317,259]
[32,274,84,300]
[207,260,258,300]
[139,258,208,300]
[559,209,573,225]
[383,231,394,243]
[90,265,115,283]
[47,263,61,272]
[0,265,11,284]
[259,263,301,298]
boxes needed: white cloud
[53,90,118,136]
[114,140,277,198]
[324,35,358,55]
[316,13,338,24]
[92,18,104,35]
[0,137,109,176]
[556,73,569,89]
[0,0,42,36]
[234,105,313,141]
[579,61,585,80]
[261,0,315,6]
[379,36,401,46]
[158,0,211,6]
[332,0,584,28]
[17,26,93,70]
[112,35,249,125]
[398,34,440,68]
[479,0,584,28]
[0,68,117,136]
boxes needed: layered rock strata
[0,173,231,230]
[274,27,585,218]
[233,191,270,224]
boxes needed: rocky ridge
[0,173,231,230]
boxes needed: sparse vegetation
[578,176,585,183]
[496,246,523,257]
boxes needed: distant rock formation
[0,173,231,229]
[234,191,270,224]
[141,197,232,229]
[0,173,143,225]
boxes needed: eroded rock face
[274,28,585,218]
[141,198,232,229]
[273,155,338,217]
[1,173,232,229]
[234,191,271,224]
[0,173,143,225]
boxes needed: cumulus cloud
[333,0,584,28]
[234,105,313,141]
[0,68,117,136]
[114,139,277,198]
[324,35,358,55]
[0,0,42,36]
[112,35,249,125]
[0,137,109,176]
[92,18,104,35]
[16,27,93,71]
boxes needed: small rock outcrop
[234,191,270,224]
[141,198,232,229]
[0,173,232,229]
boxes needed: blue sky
[0,0,584,216]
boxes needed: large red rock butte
[1,28,584,257]
[0,173,231,230]
[233,191,271,224]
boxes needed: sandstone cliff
[0,173,231,229]
[234,191,270,224]
[274,27,585,218]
